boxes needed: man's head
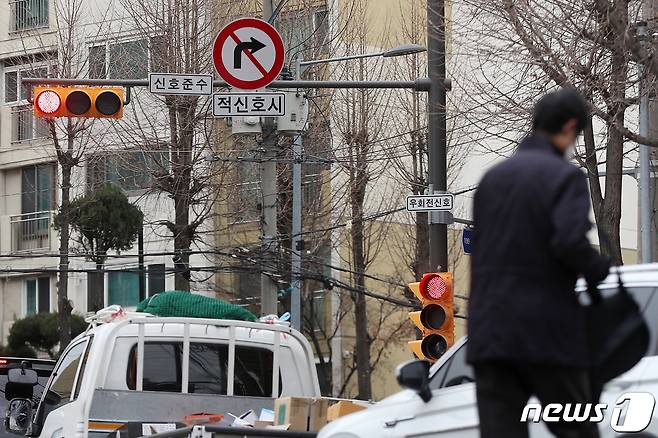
[532,89,589,152]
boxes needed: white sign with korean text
[406,194,454,212]
[149,73,213,95]
[212,92,286,117]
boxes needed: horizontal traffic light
[407,272,455,362]
[33,87,124,119]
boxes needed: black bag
[586,269,650,389]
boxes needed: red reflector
[36,90,61,114]
[421,274,447,300]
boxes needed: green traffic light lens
[96,91,121,115]
[66,90,91,115]
[420,304,446,330]
[422,334,448,361]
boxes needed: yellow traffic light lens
[422,334,448,360]
[66,90,91,115]
[96,91,121,115]
[420,304,446,330]
[420,273,448,300]
[36,90,61,114]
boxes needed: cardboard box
[274,397,329,432]
[327,401,367,422]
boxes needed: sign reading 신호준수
[521,392,656,433]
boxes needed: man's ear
[562,118,578,134]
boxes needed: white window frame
[4,61,52,143]
[3,61,51,105]
[23,277,52,316]
[88,36,161,80]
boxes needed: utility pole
[290,58,304,330]
[260,0,279,316]
[427,0,449,272]
[639,21,651,263]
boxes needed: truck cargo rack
[140,425,317,438]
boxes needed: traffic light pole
[260,0,279,317]
[427,0,449,273]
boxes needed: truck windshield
[0,361,54,438]
[127,342,277,397]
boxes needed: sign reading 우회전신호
[149,73,213,95]
[212,92,285,117]
[406,194,454,212]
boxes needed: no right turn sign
[213,18,285,90]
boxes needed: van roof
[576,263,658,289]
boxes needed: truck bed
[140,425,317,438]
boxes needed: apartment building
[0,0,216,343]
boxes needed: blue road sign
[462,228,473,255]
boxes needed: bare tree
[457,0,658,264]
[16,0,116,347]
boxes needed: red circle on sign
[213,18,285,90]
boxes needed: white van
[319,264,658,438]
[4,312,321,437]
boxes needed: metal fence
[10,211,53,252]
[9,0,49,32]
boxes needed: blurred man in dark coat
[468,89,610,438]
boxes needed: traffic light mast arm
[20,77,434,92]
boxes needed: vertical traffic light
[33,87,124,119]
[407,272,454,362]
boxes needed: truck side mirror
[4,398,33,435]
[396,359,432,403]
[5,368,38,401]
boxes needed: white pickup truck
[4,311,321,438]
[319,264,658,438]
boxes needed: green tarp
[135,291,257,322]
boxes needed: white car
[319,264,658,438]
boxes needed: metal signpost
[149,73,213,95]
[212,17,287,318]
[405,194,454,212]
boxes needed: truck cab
[8,312,320,437]
[319,264,658,438]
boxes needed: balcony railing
[10,211,53,252]
[10,0,49,32]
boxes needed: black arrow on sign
[234,37,267,69]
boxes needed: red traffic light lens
[421,334,448,361]
[420,273,448,300]
[420,304,446,330]
[36,90,61,114]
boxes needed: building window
[277,7,329,57]
[108,271,140,307]
[87,150,167,192]
[4,65,49,104]
[89,37,164,80]
[229,160,261,222]
[148,264,166,296]
[21,163,55,213]
[5,65,51,142]
[9,0,49,33]
[25,277,50,315]
[313,9,330,54]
